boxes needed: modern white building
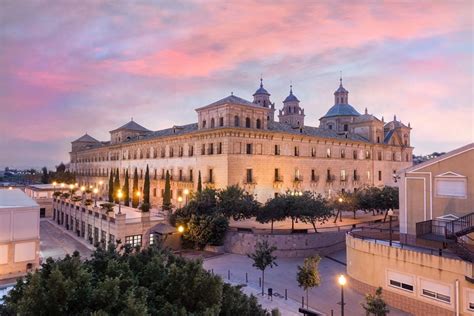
[0,189,40,280]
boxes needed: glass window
[125,235,142,247]
[246,143,253,154]
[274,145,280,155]
[246,169,253,183]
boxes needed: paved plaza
[40,220,93,261]
[203,250,408,316]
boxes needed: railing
[446,212,474,238]
[416,220,433,236]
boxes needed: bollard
[228,270,230,280]
[285,289,287,300]
[302,296,305,308]
[246,272,248,283]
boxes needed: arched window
[234,116,240,127]
[202,120,207,128]
[256,119,261,129]
[210,118,215,128]
[343,124,348,132]
[328,124,333,130]
[245,117,251,128]
[219,117,224,127]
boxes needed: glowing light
[178,225,184,233]
[52,181,57,186]
[117,190,123,199]
[183,189,189,195]
[93,188,98,194]
[338,197,343,203]
[177,196,183,202]
[80,186,86,192]
[338,274,346,286]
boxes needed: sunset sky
[0,0,472,169]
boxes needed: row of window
[202,116,263,129]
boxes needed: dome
[283,85,299,103]
[322,104,360,118]
[253,78,270,96]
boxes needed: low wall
[223,229,347,257]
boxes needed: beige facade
[0,189,40,280]
[52,197,168,249]
[347,234,474,315]
[399,143,474,244]
[24,184,69,218]
[69,80,413,206]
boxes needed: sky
[0,0,472,169]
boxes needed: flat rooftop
[0,189,39,208]
[27,184,63,190]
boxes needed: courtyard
[203,250,408,316]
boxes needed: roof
[283,87,299,103]
[0,189,39,208]
[110,120,151,133]
[401,143,474,174]
[354,113,381,123]
[27,184,67,191]
[383,129,394,144]
[385,120,409,129]
[321,103,361,119]
[253,79,270,96]
[268,121,369,142]
[196,94,260,110]
[150,223,177,235]
[72,133,100,143]
[335,84,348,94]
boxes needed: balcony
[326,174,336,184]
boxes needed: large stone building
[69,78,413,206]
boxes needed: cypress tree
[143,165,150,205]
[108,169,114,202]
[123,169,130,206]
[163,170,171,211]
[113,168,120,203]
[132,167,139,208]
[197,170,202,192]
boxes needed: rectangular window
[365,150,371,159]
[353,150,358,160]
[294,146,299,156]
[326,148,331,158]
[378,171,382,181]
[274,168,280,181]
[435,179,467,198]
[125,235,142,247]
[201,144,206,155]
[378,151,382,160]
[189,169,193,182]
[209,169,213,183]
[109,234,115,245]
[387,271,414,293]
[189,145,194,156]
[217,142,222,154]
[154,169,157,180]
[179,169,183,181]
[169,147,174,158]
[340,170,346,181]
[153,188,157,197]
[219,117,224,127]
[246,169,253,183]
[161,169,165,180]
[340,149,345,158]
[274,145,280,155]
[311,169,317,182]
[367,171,371,180]
[149,233,155,245]
[246,143,253,154]
[208,143,214,155]
[420,279,451,304]
[101,230,107,243]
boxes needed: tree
[41,167,49,184]
[380,186,399,221]
[113,169,120,203]
[248,240,278,295]
[296,256,321,309]
[143,165,150,205]
[197,170,202,192]
[162,170,172,212]
[356,186,380,216]
[132,168,139,208]
[297,193,332,232]
[257,196,286,234]
[108,170,114,202]
[217,185,260,220]
[1,246,271,315]
[361,287,390,316]
[123,170,130,207]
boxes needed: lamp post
[387,209,394,246]
[52,181,57,193]
[117,190,123,214]
[93,188,99,207]
[338,274,346,316]
[136,191,141,207]
[177,196,183,209]
[183,188,189,205]
[80,185,86,204]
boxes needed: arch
[234,115,240,127]
[256,118,261,129]
[245,117,251,128]
[210,118,215,128]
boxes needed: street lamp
[136,191,141,207]
[93,188,99,207]
[337,197,343,222]
[177,225,184,233]
[338,274,346,316]
[60,183,65,189]
[177,196,183,208]
[117,190,123,214]
[387,209,394,246]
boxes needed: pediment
[435,171,466,178]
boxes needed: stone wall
[223,229,347,257]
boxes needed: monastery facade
[69,78,413,206]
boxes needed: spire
[382,116,384,123]
[364,107,368,115]
[339,71,343,87]
[290,84,293,94]
[260,76,263,88]
[394,115,397,121]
